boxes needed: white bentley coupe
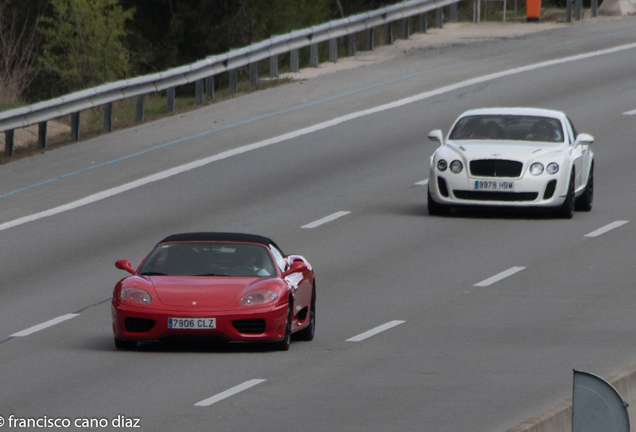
[427,108,594,218]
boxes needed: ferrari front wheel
[295,295,315,342]
[114,338,137,350]
[275,304,292,351]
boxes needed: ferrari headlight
[529,163,544,176]
[450,160,463,174]
[546,163,559,174]
[119,287,152,305]
[437,159,448,171]
[239,289,278,306]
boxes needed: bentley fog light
[450,160,463,174]
[546,163,559,174]
[437,159,448,171]
[529,163,544,176]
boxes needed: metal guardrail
[1,0,460,156]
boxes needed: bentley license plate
[474,180,514,191]
[168,318,216,329]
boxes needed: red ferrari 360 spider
[111,232,315,351]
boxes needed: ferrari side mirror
[115,259,136,275]
[282,261,307,277]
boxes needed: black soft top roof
[158,232,279,249]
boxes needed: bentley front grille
[453,191,538,202]
[470,159,523,178]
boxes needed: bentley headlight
[437,159,448,171]
[529,163,544,176]
[450,160,463,174]
[546,163,559,174]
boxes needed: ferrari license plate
[168,318,216,329]
[474,180,514,191]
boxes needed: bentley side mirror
[428,129,445,146]
[115,259,136,275]
[574,133,594,146]
[282,261,307,277]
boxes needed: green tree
[38,0,134,94]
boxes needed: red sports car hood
[149,276,265,308]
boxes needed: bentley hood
[446,140,562,162]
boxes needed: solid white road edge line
[585,220,630,238]
[474,266,526,287]
[194,379,267,407]
[301,211,351,229]
[414,179,429,186]
[623,109,636,115]
[3,42,636,233]
[10,313,80,337]
[346,320,406,342]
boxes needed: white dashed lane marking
[585,221,630,238]
[346,320,406,342]
[414,179,429,186]
[301,211,351,229]
[10,314,80,337]
[194,379,267,407]
[623,109,636,115]
[474,267,526,287]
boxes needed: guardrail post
[250,62,258,87]
[71,112,80,141]
[229,70,238,93]
[591,0,598,16]
[206,76,215,100]
[575,0,582,19]
[38,121,47,149]
[329,39,337,62]
[270,56,278,77]
[103,103,112,132]
[4,130,14,156]
[401,18,410,39]
[366,28,374,50]
[136,95,144,123]
[195,79,204,104]
[347,34,356,56]
[290,49,299,72]
[450,3,458,22]
[167,87,176,112]
[419,12,428,32]
[436,8,444,28]
[385,22,393,44]
[310,44,319,67]
[566,0,572,21]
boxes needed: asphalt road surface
[0,17,635,432]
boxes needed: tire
[575,162,593,212]
[555,171,575,219]
[295,294,315,342]
[114,338,137,350]
[275,303,292,351]
[427,187,451,216]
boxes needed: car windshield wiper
[139,272,168,276]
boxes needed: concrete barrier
[505,363,636,432]
[598,0,636,15]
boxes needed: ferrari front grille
[453,190,538,202]
[470,159,523,178]
[124,317,155,333]
[232,319,266,334]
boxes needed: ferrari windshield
[449,115,564,143]
[138,242,277,277]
